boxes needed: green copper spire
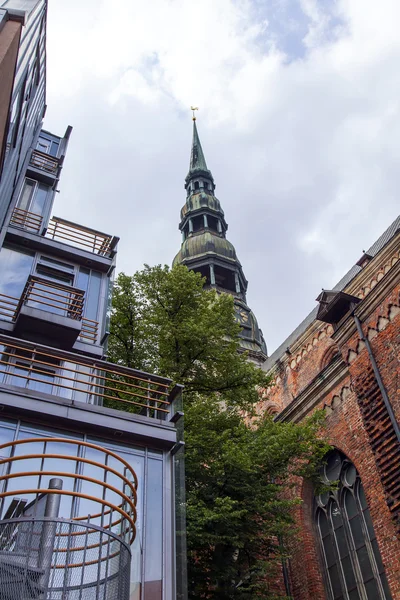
[185,119,214,187]
[190,120,208,172]
[173,118,268,365]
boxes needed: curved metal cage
[0,438,138,600]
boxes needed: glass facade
[0,418,166,600]
[316,451,391,600]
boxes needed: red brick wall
[261,250,400,599]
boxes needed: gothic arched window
[315,451,392,600]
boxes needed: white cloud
[44,0,400,353]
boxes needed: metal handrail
[46,216,117,257]
[29,149,59,174]
[17,275,85,321]
[0,334,173,417]
[10,207,43,233]
[0,438,137,586]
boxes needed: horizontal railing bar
[0,470,137,521]
[10,215,42,225]
[46,230,111,252]
[11,210,43,222]
[0,437,139,487]
[27,289,84,306]
[48,222,110,244]
[0,346,168,397]
[49,215,113,239]
[29,276,85,294]
[0,367,170,411]
[0,359,170,407]
[0,333,172,387]
[12,207,42,216]
[23,298,83,318]
[0,488,136,544]
[46,232,111,254]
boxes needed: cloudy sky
[43,0,400,354]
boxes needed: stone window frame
[315,450,392,600]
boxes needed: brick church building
[261,216,400,599]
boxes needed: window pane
[356,545,374,582]
[318,509,329,537]
[348,515,365,550]
[322,532,336,568]
[17,179,35,211]
[328,563,343,599]
[325,452,342,482]
[86,271,102,321]
[50,141,59,157]
[0,246,34,302]
[341,555,357,591]
[144,458,163,600]
[344,490,358,519]
[31,183,48,215]
[364,577,380,600]
[334,524,348,559]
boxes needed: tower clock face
[239,309,249,324]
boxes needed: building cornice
[333,256,400,347]
[275,356,348,423]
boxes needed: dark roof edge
[263,215,400,372]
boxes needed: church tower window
[315,451,392,600]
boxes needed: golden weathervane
[191,106,199,120]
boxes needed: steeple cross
[191,106,199,120]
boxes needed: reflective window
[0,246,34,320]
[17,178,49,216]
[316,451,392,600]
[36,136,59,157]
[0,419,166,600]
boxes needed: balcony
[0,277,98,348]
[13,276,83,347]
[9,209,118,258]
[26,149,60,185]
[46,216,118,257]
[9,207,43,234]
[0,334,178,421]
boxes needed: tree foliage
[108,265,329,599]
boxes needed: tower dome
[173,118,267,364]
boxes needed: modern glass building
[0,0,47,235]
[0,3,186,600]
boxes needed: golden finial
[191,106,199,121]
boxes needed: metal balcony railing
[0,438,137,600]
[0,279,99,345]
[47,217,117,257]
[0,335,176,419]
[29,149,59,174]
[9,208,118,258]
[9,207,43,234]
[18,275,85,321]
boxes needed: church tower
[173,117,267,365]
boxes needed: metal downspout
[353,313,400,443]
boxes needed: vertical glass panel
[30,183,48,215]
[144,458,163,600]
[325,452,342,482]
[364,577,380,600]
[17,179,35,211]
[50,141,59,157]
[328,562,343,599]
[76,267,90,295]
[86,271,102,321]
[0,247,34,317]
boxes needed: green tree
[108,265,329,599]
